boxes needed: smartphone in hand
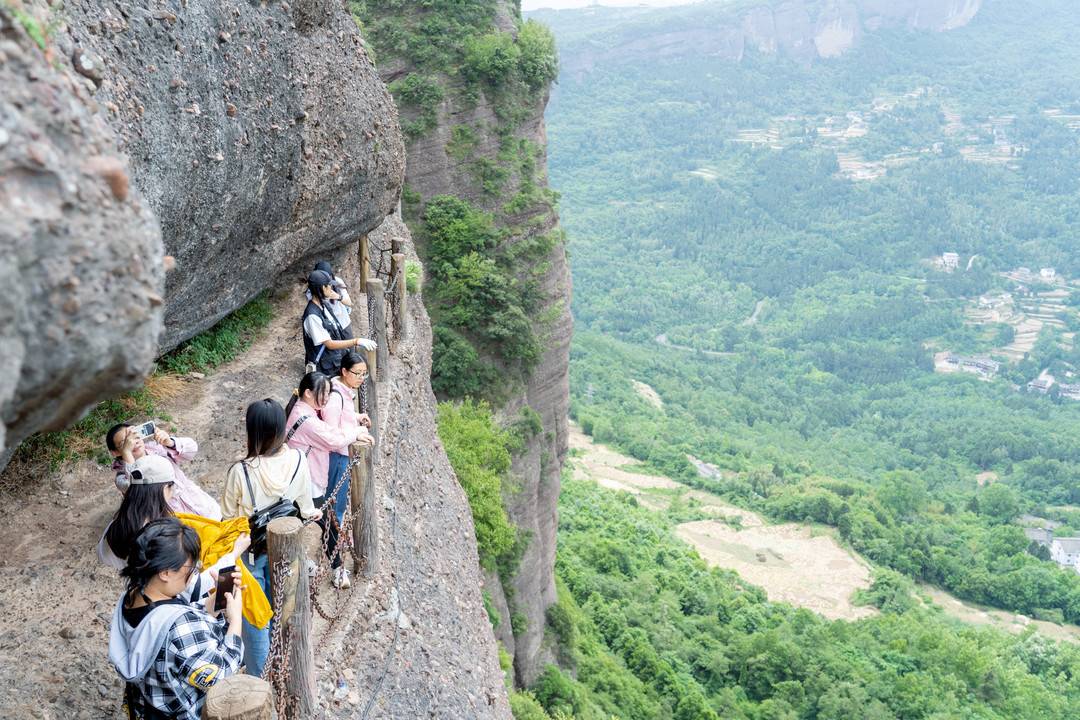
[213,565,237,612]
[134,421,156,439]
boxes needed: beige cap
[129,454,175,485]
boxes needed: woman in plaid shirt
[109,518,244,720]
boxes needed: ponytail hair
[120,517,200,598]
[285,371,331,418]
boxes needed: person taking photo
[107,422,221,520]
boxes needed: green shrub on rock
[518,19,558,89]
[465,31,521,85]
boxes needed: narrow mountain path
[0,286,307,720]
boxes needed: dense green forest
[518,477,1080,720]
[514,0,1080,717]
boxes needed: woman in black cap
[302,270,372,375]
[311,260,354,338]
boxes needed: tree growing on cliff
[517,20,558,90]
[437,399,517,570]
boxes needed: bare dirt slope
[0,269,510,719]
[571,424,874,621]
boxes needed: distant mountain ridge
[536,0,983,71]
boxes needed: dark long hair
[285,371,331,418]
[244,398,286,459]
[120,517,200,599]
[105,482,175,562]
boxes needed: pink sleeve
[167,436,198,462]
[321,391,346,432]
[296,414,357,452]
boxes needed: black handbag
[242,450,303,556]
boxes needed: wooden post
[390,252,408,353]
[358,235,370,293]
[267,517,316,719]
[202,675,273,719]
[391,236,404,256]
[367,278,389,382]
[349,443,377,578]
[362,346,379,448]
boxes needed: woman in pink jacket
[284,371,372,588]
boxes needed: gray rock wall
[1,0,405,461]
[61,0,405,347]
[0,6,163,461]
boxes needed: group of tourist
[105,262,377,719]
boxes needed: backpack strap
[239,461,262,514]
[286,415,309,442]
[290,449,303,484]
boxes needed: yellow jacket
[176,513,273,629]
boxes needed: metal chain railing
[255,238,410,718]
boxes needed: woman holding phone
[106,421,221,520]
[109,517,243,720]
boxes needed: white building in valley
[1050,537,1080,568]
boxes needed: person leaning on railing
[284,371,373,589]
[320,351,374,589]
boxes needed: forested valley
[511,0,1080,717]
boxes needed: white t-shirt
[304,313,332,347]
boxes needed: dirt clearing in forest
[920,584,1080,643]
[676,521,875,620]
[570,424,873,619]
[569,426,759,524]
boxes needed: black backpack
[241,445,304,556]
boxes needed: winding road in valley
[655,298,765,356]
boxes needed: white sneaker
[333,567,351,589]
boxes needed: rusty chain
[260,265,389,713]
[263,555,293,718]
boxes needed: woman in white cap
[97,456,249,596]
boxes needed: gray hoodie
[108,595,191,682]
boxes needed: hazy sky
[522,0,701,10]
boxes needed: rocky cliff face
[1,0,403,460]
[0,5,163,462]
[363,1,571,686]
[61,0,404,347]
[559,0,984,71]
[404,82,570,689]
